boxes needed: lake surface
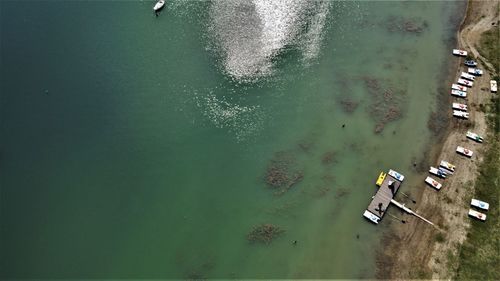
[0,0,464,278]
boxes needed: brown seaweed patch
[247,224,284,244]
[339,98,360,113]
[335,187,351,198]
[385,16,428,34]
[321,151,338,165]
[264,150,304,195]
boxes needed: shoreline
[377,0,499,278]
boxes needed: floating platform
[363,170,403,224]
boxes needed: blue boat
[464,60,477,67]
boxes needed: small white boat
[456,146,473,157]
[467,68,483,76]
[464,60,477,67]
[457,78,473,87]
[363,210,381,224]
[452,84,468,92]
[388,169,404,182]
[461,72,475,81]
[452,102,467,111]
[453,49,467,56]
[471,199,489,211]
[468,209,486,221]
[439,167,452,176]
[453,110,469,119]
[153,0,165,11]
[466,131,484,143]
[425,176,442,190]
[429,167,446,178]
[491,80,498,93]
[439,160,455,172]
[451,89,467,98]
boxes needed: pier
[363,170,402,224]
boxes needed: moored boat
[457,78,473,87]
[388,169,404,182]
[376,172,386,187]
[439,160,455,172]
[451,89,467,98]
[452,102,467,111]
[468,209,486,221]
[452,83,467,92]
[153,0,165,11]
[363,210,381,224]
[471,199,489,211]
[464,60,477,67]
[466,131,484,143]
[461,72,475,81]
[456,146,473,157]
[453,49,467,56]
[429,167,446,178]
[425,176,442,190]
[491,80,498,93]
[468,68,483,76]
[453,110,469,119]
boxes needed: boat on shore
[363,210,381,224]
[452,102,467,111]
[153,0,165,11]
[429,167,447,178]
[453,110,469,119]
[457,78,473,87]
[440,160,455,172]
[388,169,404,182]
[468,68,483,76]
[471,199,489,211]
[491,80,498,93]
[451,89,467,98]
[425,176,442,190]
[466,131,484,143]
[452,83,468,91]
[464,60,477,67]
[468,209,486,221]
[453,49,467,56]
[456,146,473,157]
[461,72,475,81]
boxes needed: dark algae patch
[264,150,304,195]
[247,224,285,244]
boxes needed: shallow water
[0,0,464,278]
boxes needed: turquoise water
[0,0,464,278]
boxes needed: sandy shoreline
[377,0,499,279]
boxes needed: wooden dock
[366,174,402,220]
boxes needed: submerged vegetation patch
[264,150,304,195]
[384,16,429,34]
[247,224,285,244]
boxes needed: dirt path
[378,0,499,279]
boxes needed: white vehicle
[452,84,468,92]
[491,80,498,93]
[425,176,442,190]
[468,209,486,221]
[363,210,380,224]
[467,68,483,76]
[429,167,446,178]
[452,102,467,111]
[456,146,473,157]
[457,78,473,87]
[153,0,165,11]
[471,199,489,211]
[452,49,467,56]
[451,89,467,98]
[461,72,475,81]
[439,160,455,173]
[453,110,469,119]
[466,131,484,143]
[388,169,404,182]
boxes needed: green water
[0,1,464,279]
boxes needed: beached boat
[468,68,483,76]
[453,49,467,56]
[464,60,477,67]
[491,80,498,93]
[461,72,475,81]
[452,102,467,111]
[376,172,386,187]
[440,160,455,173]
[468,209,486,221]
[456,146,473,157]
[451,89,467,98]
[457,78,473,87]
[153,0,165,11]
[453,110,469,119]
[466,131,484,143]
[438,167,452,176]
[452,84,467,92]
[471,199,489,211]
[363,210,381,224]
[425,176,442,190]
[429,167,446,178]
[388,169,404,182]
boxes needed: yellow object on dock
[376,172,386,187]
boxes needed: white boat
[425,176,442,190]
[439,167,452,176]
[468,68,483,76]
[457,78,473,87]
[491,80,498,93]
[451,89,467,98]
[468,209,486,221]
[464,60,477,67]
[471,199,489,211]
[452,102,467,111]
[439,160,455,172]
[456,146,473,157]
[453,110,469,119]
[453,49,467,56]
[461,72,475,81]
[153,0,165,11]
[452,84,468,92]
[429,167,446,178]
[363,210,381,224]
[466,131,484,143]
[388,169,404,182]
